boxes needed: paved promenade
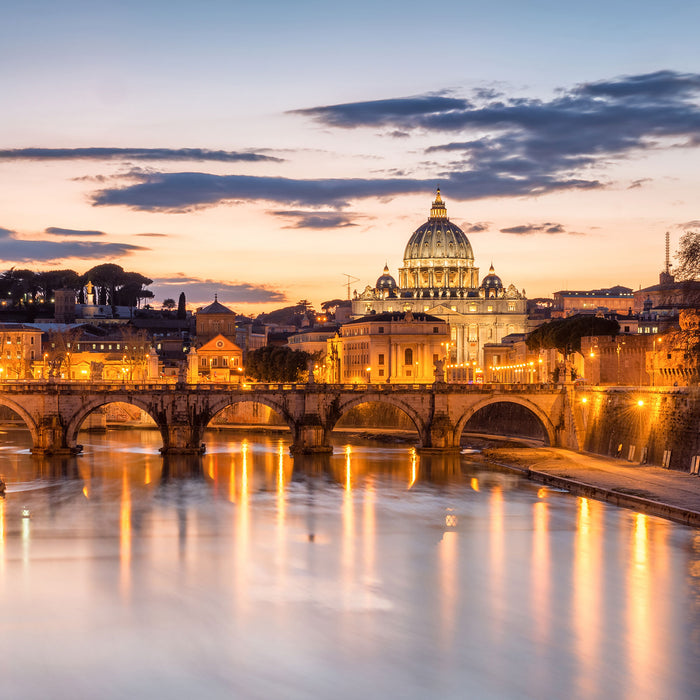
[481,446,700,527]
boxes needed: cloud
[45,227,106,237]
[0,227,147,262]
[153,275,285,304]
[91,172,431,211]
[90,170,598,212]
[676,220,700,229]
[289,94,470,127]
[499,222,582,235]
[134,232,170,237]
[628,178,651,189]
[462,221,490,233]
[0,147,282,163]
[270,210,360,229]
[88,71,700,212]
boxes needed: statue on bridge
[433,358,445,384]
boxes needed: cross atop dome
[429,186,448,220]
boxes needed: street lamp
[365,366,371,384]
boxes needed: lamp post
[365,366,371,384]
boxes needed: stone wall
[580,387,700,472]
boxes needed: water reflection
[0,428,697,699]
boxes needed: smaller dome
[481,264,503,289]
[376,263,398,290]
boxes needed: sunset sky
[2,0,699,313]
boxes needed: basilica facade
[351,189,527,369]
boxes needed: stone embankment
[479,446,700,528]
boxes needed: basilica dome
[376,263,398,290]
[481,264,503,290]
[402,188,474,263]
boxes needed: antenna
[342,273,360,300]
[665,231,670,274]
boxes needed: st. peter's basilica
[351,189,528,365]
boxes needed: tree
[44,328,82,379]
[177,292,187,319]
[674,229,700,280]
[162,298,176,310]
[35,269,81,301]
[527,315,620,357]
[245,346,311,382]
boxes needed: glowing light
[408,448,417,489]
[345,444,352,491]
[637,399,644,407]
[582,397,588,404]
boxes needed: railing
[0,379,569,395]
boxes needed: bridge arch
[65,396,161,449]
[327,393,429,445]
[202,395,297,433]
[454,396,555,446]
[0,396,41,447]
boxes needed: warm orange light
[581,397,587,404]
[637,399,644,407]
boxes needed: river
[1,427,699,699]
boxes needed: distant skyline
[2,1,699,312]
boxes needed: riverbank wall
[578,386,700,473]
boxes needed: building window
[508,302,515,311]
[433,327,439,333]
[30,337,34,345]
[379,369,385,377]
[378,327,384,333]
[378,354,385,366]
[404,348,413,365]
[406,369,412,376]
[433,353,438,364]
[487,305,493,313]
[469,304,476,312]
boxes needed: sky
[1,0,699,313]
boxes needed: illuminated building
[192,333,243,382]
[351,189,527,365]
[552,286,634,316]
[0,324,43,380]
[326,311,449,383]
[195,295,237,342]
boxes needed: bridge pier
[417,414,461,453]
[290,418,332,455]
[32,415,82,456]
[159,423,206,455]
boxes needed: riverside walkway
[481,446,700,527]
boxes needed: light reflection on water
[0,427,699,699]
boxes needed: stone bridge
[0,381,581,456]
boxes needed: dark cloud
[45,227,106,237]
[499,222,581,235]
[91,172,429,211]
[463,222,490,233]
[676,220,700,229]
[88,71,700,212]
[90,170,597,212]
[628,178,651,189]
[0,147,282,163]
[289,95,470,128]
[0,227,147,262]
[135,232,170,238]
[270,210,359,229]
[153,275,285,304]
